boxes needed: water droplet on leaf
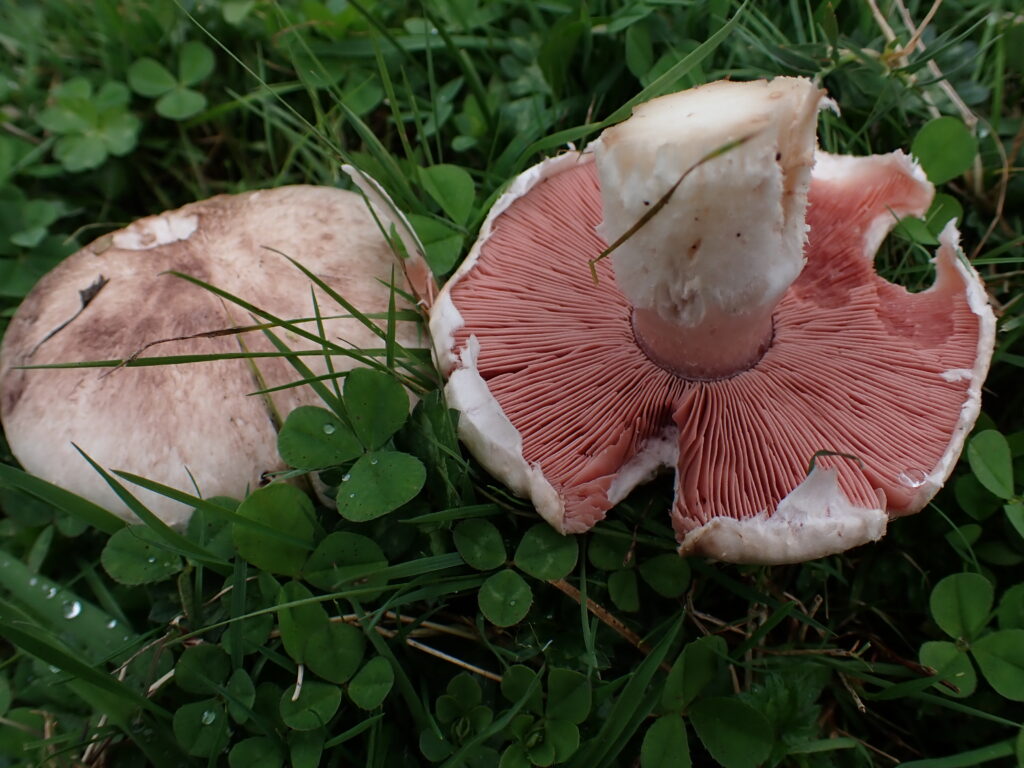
[62,601,82,619]
[45,587,57,599]
[200,710,216,725]
[341,473,351,482]
[323,423,336,435]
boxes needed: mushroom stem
[631,303,773,380]
[594,77,825,379]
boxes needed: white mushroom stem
[594,77,825,379]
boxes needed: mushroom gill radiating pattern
[448,157,983,538]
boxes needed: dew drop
[106,619,118,629]
[341,473,351,482]
[45,587,57,599]
[147,556,157,564]
[897,468,927,488]
[509,600,517,607]
[48,665,61,674]
[29,577,38,587]
[323,423,336,435]
[63,601,82,619]
[348,493,356,498]
[200,710,216,725]
[370,457,378,465]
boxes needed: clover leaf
[128,41,215,120]
[37,77,140,172]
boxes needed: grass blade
[0,464,124,534]
[73,446,230,570]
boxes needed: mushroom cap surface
[430,151,995,564]
[1,185,420,527]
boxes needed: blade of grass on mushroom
[15,350,333,372]
[260,322,433,397]
[308,288,345,405]
[586,133,758,284]
[262,246,412,347]
[257,326,356,422]
[97,319,297,377]
[385,268,399,371]
[164,270,359,355]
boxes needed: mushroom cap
[429,150,995,564]
[0,185,420,528]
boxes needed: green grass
[1,0,1023,766]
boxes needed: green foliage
[37,77,141,172]
[641,715,690,768]
[347,656,395,710]
[479,569,533,627]
[967,430,1015,500]
[689,698,773,768]
[456,518,508,570]
[515,524,579,580]
[232,484,316,576]
[101,524,184,585]
[1,0,1023,766]
[278,369,427,522]
[128,41,215,120]
[911,117,978,185]
[276,406,363,470]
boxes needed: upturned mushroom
[0,185,423,528]
[430,77,995,564]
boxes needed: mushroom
[429,77,995,564]
[0,185,423,528]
